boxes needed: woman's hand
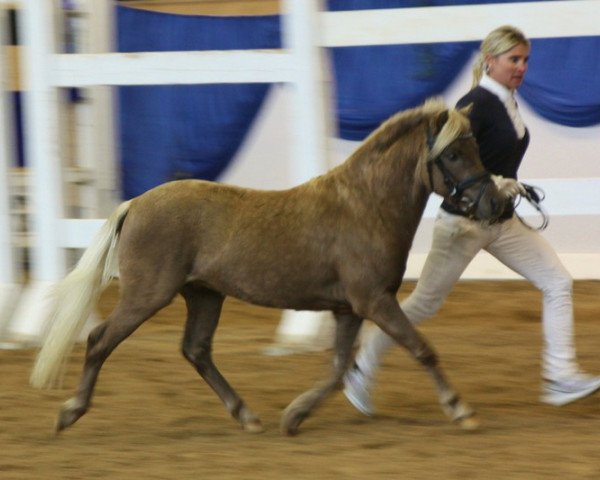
[492,175,526,198]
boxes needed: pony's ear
[459,103,473,116]
[433,109,449,134]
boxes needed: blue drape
[331,42,476,140]
[116,2,600,198]
[326,0,600,135]
[326,0,526,11]
[519,37,600,127]
[116,6,280,199]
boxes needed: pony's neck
[336,136,431,235]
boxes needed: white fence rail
[53,50,296,86]
[321,1,600,46]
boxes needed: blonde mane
[357,97,469,160]
[427,103,471,160]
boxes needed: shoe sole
[540,383,600,407]
[343,387,374,416]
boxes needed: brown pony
[31,98,505,435]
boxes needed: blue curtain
[327,0,523,11]
[330,42,476,140]
[116,2,600,198]
[116,6,280,199]
[519,37,600,126]
[326,0,600,137]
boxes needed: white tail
[30,201,132,389]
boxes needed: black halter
[426,130,492,218]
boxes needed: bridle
[426,130,492,218]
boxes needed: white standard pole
[0,6,23,343]
[88,0,119,217]
[7,0,67,343]
[267,0,336,355]
[74,0,119,219]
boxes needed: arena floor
[2,280,600,479]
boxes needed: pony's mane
[360,97,470,157]
[426,100,471,160]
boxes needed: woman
[344,25,600,415]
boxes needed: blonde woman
[344,25,600,415]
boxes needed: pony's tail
[30,200,132,390]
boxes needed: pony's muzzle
[465,180,507,222]
[484,186,509,222]
[489,196,503,217]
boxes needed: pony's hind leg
[366,294,479,430]
[56,292,175,432]
[180,285,263,433]
[281,312,363,436]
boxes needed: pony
[30,98,505,435]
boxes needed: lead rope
[514,183,549,231]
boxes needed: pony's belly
[186,275,348,312]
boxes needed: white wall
[221,54,600,279]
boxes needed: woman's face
[486,43,530,90]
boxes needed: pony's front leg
[427,366,479,430]
[366,294,480,430]
[281,312,363,436]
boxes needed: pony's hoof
[280,408,308,436]
[458,414,481,431]
[238,408,264,433]
[55,398,87,433]
[280,421,300,436]
[243,419,265,434]
[441,396,479,431]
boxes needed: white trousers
[356,208,578,382]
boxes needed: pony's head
[422,99,505,221]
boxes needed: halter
[426,130,492,218]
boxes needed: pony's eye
[445,151,458,162]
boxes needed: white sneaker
[343,364,375,416]
[540,373,600,407]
